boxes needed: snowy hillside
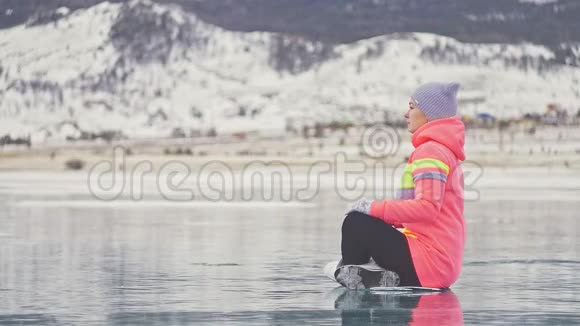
[0,0,579,143]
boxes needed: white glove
[345,198,373,215]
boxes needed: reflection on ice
[334,289,463,325]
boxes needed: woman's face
[404,99,429,133]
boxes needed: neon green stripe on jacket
[401,163,415,189]
[411,158,450,175]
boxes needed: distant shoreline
[1,126,580,171]
[1,150,578,171]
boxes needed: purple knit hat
[411,82,461,120]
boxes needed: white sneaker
[324,259,400,290]
[336,265,400,290]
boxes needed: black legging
[341,211,422,287]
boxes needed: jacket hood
[411,117,466,161]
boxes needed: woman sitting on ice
[337,82,466,290]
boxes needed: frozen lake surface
[1,169,579,325]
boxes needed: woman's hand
[345,198,373,215]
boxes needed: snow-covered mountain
[0,0,579,142]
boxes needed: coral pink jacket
[370,117,466,288]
